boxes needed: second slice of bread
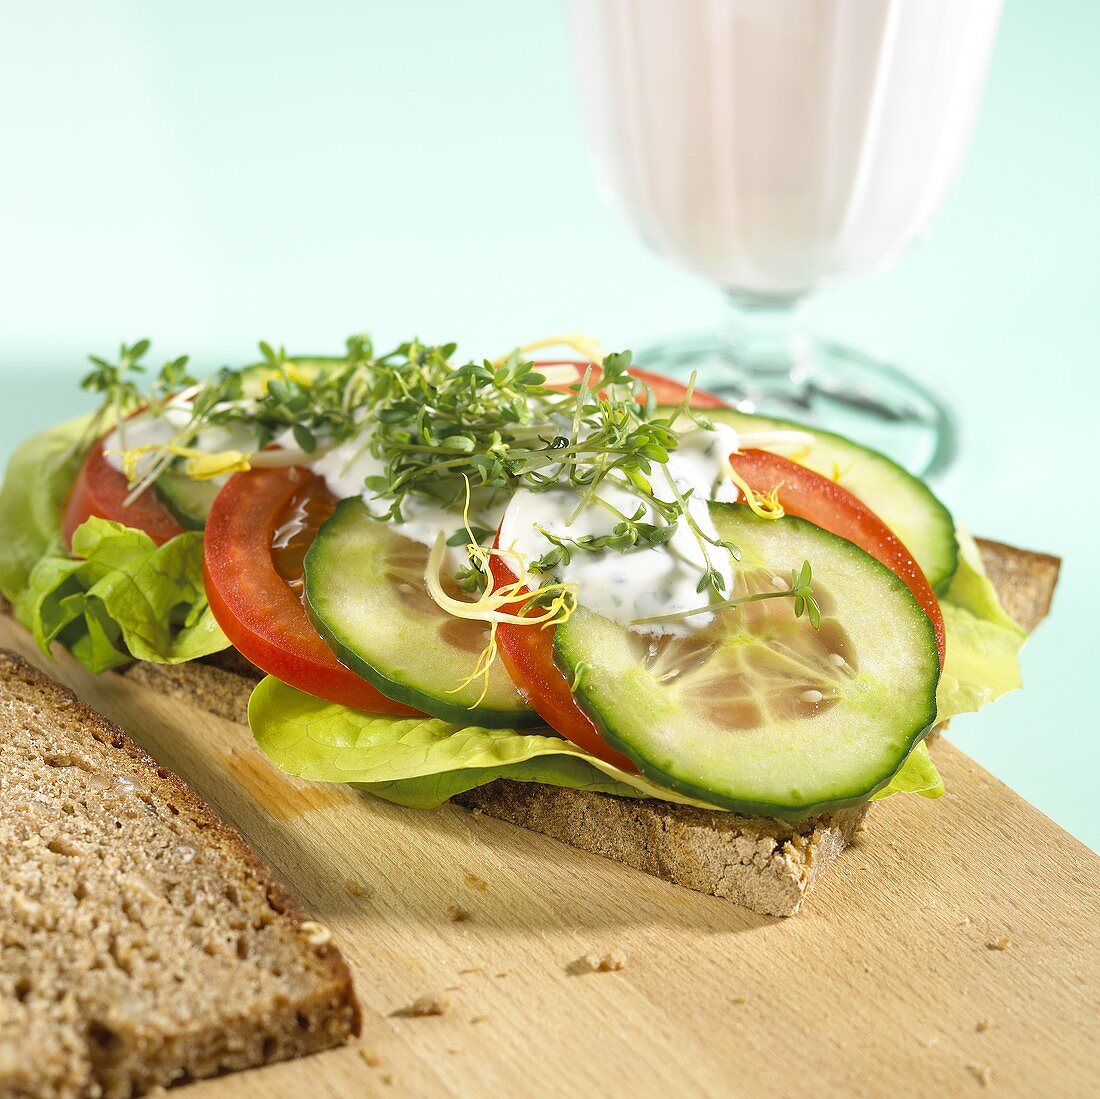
[0,651,360,1099]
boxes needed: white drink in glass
[566,0,1003,474]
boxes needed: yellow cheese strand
[109,443,252,483]
[724,460,785,520]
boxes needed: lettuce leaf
[936,531,1027,722]
[0,415,90,605]
[870,742,944,802]
[19,518,228,672]
[0,418,228,672]
[247,674,746,810]
[250,673,944,812]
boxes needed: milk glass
[566,0,1003,474]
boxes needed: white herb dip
[498,423,741,635]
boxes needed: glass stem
[720,292,807,377]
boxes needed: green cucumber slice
[155,469,219,530]
[554,504,940,819]
[304,497,540,727]
[666,405,957,591]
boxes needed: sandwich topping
[0,335,1030,820]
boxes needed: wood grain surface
[1,542,1095,1098]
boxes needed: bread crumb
[600,950,628,971]
[358,1048,382,1067]
[447,1046,462,1055]
[345,879,370,898]
[569,950,628,975]
[731,995,747,1005]
[966,1063,993,1087]
[446,904,469,922]
[471,1015,490,1025]
[397,993,451,1017]
[459,966,483,975]
[986,936,1011,951]
[382,1072,396,1086]
[976,1018,992,1033]
[566,954,597,975]
[299,920,332,947]
[464,873,488,891]
[495,971,510,979]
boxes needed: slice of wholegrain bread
[0,651,359,1099]
[36,538,1063,918]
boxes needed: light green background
[1,2,1096,848]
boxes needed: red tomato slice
[533,359,727,409]
[729,449,946,665]
[203,465,420,713]
[488,551,635,770]
[628,366,727,409]
[62,432,186,548]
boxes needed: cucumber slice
[305,498,540,727]
[665,405,957,591]
[554,504,940,819]
[155,469,220,530]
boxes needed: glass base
[639,330,956,478]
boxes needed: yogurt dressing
[313,434,511,574]
[498,424,740,634]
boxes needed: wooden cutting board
[1,609,1096,1098]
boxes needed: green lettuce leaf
[0,415,90,604]
[0,417,228,672]
[936,531,1027,722]
[870,742,943,802]
[20,518,227,673]
[250,674,944,812]
[247,674,747,810]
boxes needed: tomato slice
[203,465,420,713]
[729,449,946,665]
[62,432,186,548]
[628,366,727,409]
[534,359,727,410]
[488,551,636,770]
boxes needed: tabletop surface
[0,0,1096,851]
[2,609,1096,1099]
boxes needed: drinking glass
[565,0,1003,475]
